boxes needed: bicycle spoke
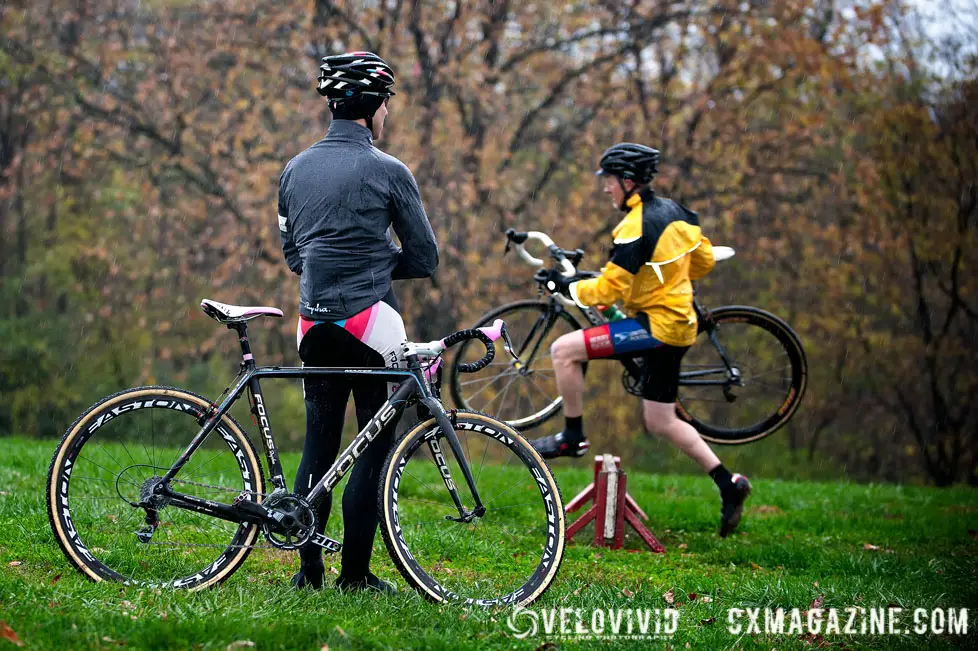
[458,370,519,388]
[388,414,560,604]
[482,374,520,413]
[453,303,581,429]
[679,310,805,440]
[50,392,263,588]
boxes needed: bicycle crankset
[260,492,317,550]
[621,369,643,397]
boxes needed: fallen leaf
[663,588,675,604]
[622,588,635,598]
[226,642,255,650]
[678,543,688,550]
[320,645,329,651]
[700,617,716,625]
[700,596,713,603]
[750,562,761,570]
[687,592,697,601]
[335,626,346,637]
[0,622,23,647]
[810,594,825,610]
[328,566,339,575]
[50,574,62,585]
[7,561,22,567]
[863,543,880,551]
[756,504,784,515]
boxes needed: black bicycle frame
[520,296,738,387]
[153,321,487,530]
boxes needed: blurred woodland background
[1,0,976,484]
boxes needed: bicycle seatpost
[228,322,255,369]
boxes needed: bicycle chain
[141,480,322,551]
[170,477,269,498]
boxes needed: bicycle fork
[420,397,486,522]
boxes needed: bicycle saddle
[200,299,284,324]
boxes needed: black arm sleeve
[279,167,302,275]
[388,162,439,280]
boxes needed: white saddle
[200,299,284,324]
[713,246,735,261]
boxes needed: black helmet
[317,51,396,101]
[596,143,660,184]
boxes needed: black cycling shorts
[581,312,689,403]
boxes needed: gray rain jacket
[278,120,439,320]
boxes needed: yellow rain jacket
[569,188,714,347]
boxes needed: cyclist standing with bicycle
[278,52,438,591]
[529,143,751,537]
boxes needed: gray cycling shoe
[530,431,590,459]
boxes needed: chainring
[260,493,317,550]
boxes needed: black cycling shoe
[335,572,397,595]
[530,431,590,459]
[291,565,326,590]
[719,473,752,538]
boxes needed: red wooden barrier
[565,454,665,553]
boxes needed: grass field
[1,435,976,650]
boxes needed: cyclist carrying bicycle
[278,51,438,590]
[530,143,751,537]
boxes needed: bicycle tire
[449,300,585,430]
[47,386,266,589]
[379,410,565,606]
[676,306,808,444]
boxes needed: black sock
[564,416,584,442]
[709,464,734,497]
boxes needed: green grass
[1,436,976,650]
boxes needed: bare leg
[551,330,587,417]
[530,331,591,458]
[642,399,722,472]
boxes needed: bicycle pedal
[310,533,342,553]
